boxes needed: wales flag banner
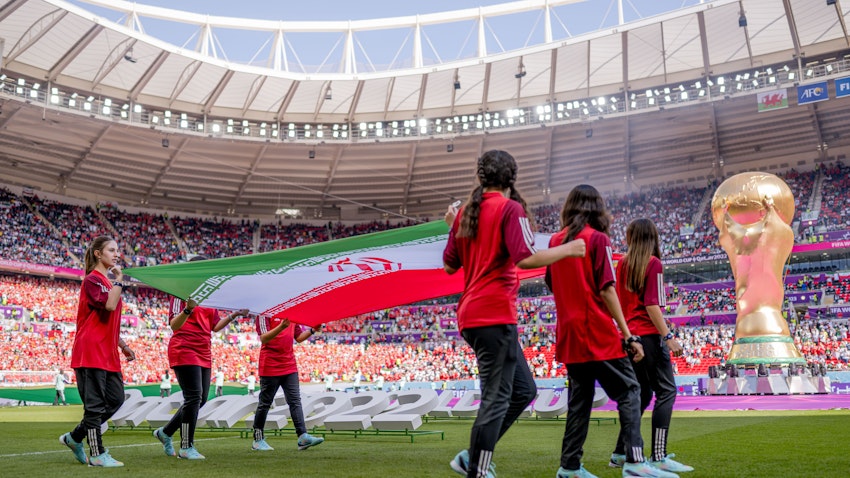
[124,221,548,328]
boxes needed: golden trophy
[711,172,805,365]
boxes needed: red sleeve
[83,275,109,310]
[591,231,616,292]
[168,297,184,320]
[294,324,304,337]
[642,258,665,307]
[256,316,269,336]
[442,212,461,270]
[208,309,222,329]
[501,200,536,264]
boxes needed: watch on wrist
[183,307,193,315]
[662,333,674,341]
[626,335,641,344]
[111,281,124,289]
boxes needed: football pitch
[0,407,845,477]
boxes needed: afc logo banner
[796,81,828,105]
[835,77,850,99]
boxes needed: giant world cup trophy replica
[711,172,805,366]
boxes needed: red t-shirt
[548,225,625,365]
[71,270,122,372]
[257,316,303,377]
[443,192,536,331]
[167,297,221,368]
[617,256,666,336]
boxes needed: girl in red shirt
[546,185,676,478]
[443,150,585,478]
[249,317,324,452]
[152,255,248,460]
[612,219,692,474]
[60,236,135,468]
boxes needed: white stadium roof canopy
[0,0,849,220]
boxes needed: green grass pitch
[0,407,846,477]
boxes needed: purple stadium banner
[786,291,823,304]
[669,313,736,326]
[0,259,83,278]
[824,230,850,241]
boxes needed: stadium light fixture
[827,0,836,5]
[515,64,526,79]
[738,13,747,27]
[308,149,315,159]
[826,64,834,73]
[447,144,454,153]
[325,86,332,101]
[454,77,461,90]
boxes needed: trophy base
[727,335,805,366]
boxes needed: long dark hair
[83,235,115,274]
[622,218,662,293]
[560,184,611,242]
[457,150,534,238]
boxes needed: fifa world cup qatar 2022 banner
[107,387,607,432]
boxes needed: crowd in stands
[0,162,848,270]
[3,270,850,387]
[0,189,74,268]
[815,162,850,234]
[171,216,255,258]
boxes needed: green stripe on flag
[124,221,449,300]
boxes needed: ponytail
[458,185,484,238]
[84,235,115,274]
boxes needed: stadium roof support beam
[697,12,711,80]
[738,0,754,67]
[129,50,168,101]
[241,75,267,116]
[709,104,723,178]
[342,26,355,74]
[383,77,396,118]
[416,75,428,119]
[4,9,68,66]
[269,29,289,71]
[781,0,805,75]
[319,147,344,211]
[829,0,850,47]
[144,137,188,203]
[91,38,138,89]
[168,60,202,107]
[230,143,268,211]
[275,81,299,120]
[401,142,418,214]
[47,24,104,81]
[0,0,26,23]
[481,63,492,112]
[347,80,365,122]
[204,70,233,114]
[809,104,827,163]
[314,80,332,120]
[413,18,423,69]
[66,124,111,182]
[0,104,21,131]
[477,9,487,58]
[543,127,554,202]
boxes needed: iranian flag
[124,221,549,328]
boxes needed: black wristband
[183,307,193,316]
[111,281,124,289]
[626,335,641,344]
[662,333,674,341]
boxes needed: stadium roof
[0,0,849,219]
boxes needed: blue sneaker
[623,461,680,478]
[297,433,324,450]
[557,465,599,478]
[252,439,274,451]
[177,446,205,460]
[609,453,626,468]
[650,455,693,473]
[89,451,124,467]
[450,449,496,478]
[153,427,176,456]
[59,433,87,465]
